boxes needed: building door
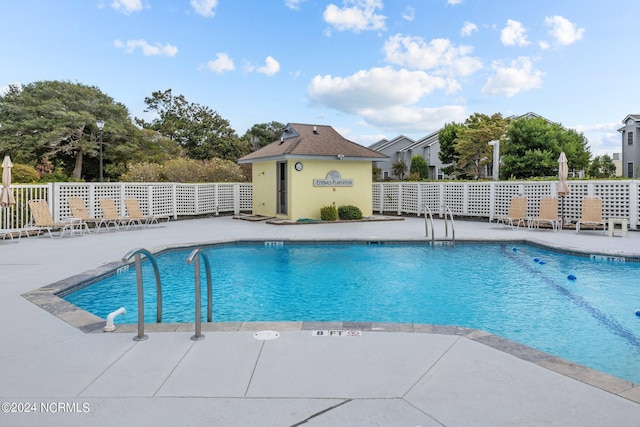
[277,161,287,214]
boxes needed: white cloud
[574,122,621,157]
[481,57,544,97]
[323,0,386,33]
[256,56,281,76]
[207,53,235,73]
[308,66,456,112]
[383,34,482,77]
[402,6,415,22]
[501,19,529,46]
[111,0,143,14]
[307,66,467,131]
[285,0,306,10]
[539,40,550,50]
[460,21,477,37]
[113,39,178,57]
[191,0,218,17]
[544,15,585,46]
[359,105,468,132]
[447,0,462,4]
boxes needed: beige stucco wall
[250,159,373,220]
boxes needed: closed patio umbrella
[557,151,570,229]
[0,155,15,208]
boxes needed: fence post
[50,182,58,222]
[233,183,240,215]
[488,182,496,221]
[630,180,639,230]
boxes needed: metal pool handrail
[122,248,163,341]
[443,204,456,242]
[186,248,213,341]
[423,205,435,242]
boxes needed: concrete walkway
[1,216,640,426]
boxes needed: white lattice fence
[238,183,253,211]
[175,185,197,215]
[4,180,640,231]
[215,184,238,213]
[443,183,466,216]
[467,183,492,217]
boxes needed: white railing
[373,180,640,230]
[0,182,253,229]
[2,180,638,230]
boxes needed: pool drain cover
[253,330,280,340]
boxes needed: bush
[162,158,204,182]
[11,164,40,183]
[202,158,246,182]
[121,162,164,182]
[338,205,362,220]
[320,204,338,221]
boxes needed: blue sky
[0,0,634,156]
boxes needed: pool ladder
[121,247,213,341]
[122,248,162,341]
[423,204,455,243]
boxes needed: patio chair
[67,197,105,233]
[528,197,560,232]
[576,197,606,234]
[99,198,132,231]
[124,198,170,229]
[28,199,84,238]
[491,196,527,229]
[1,226,28,241]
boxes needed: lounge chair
[28,199,84,238]
[491,196,527,229]
[124,198,170,229]
[99,198,132,230]
[576,197,606,234]
[528,197,559,232]
[1,227,28,241]
[67,197,105,233]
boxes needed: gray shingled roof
[238,123,388,163]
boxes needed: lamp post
[96,119,105,182]
[488,140,499,181]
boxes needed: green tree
[392,160,408,180]
[242,121,285,152]
[409,155,429,179]
[501,116,591,179]
[136,89,247,161]
[587,155,616,178]
[438,122,462,176]
[455,113,510,179]
[600,154,617,177]
[0,80,137,180]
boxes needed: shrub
[202,158,246,182]
[121,162,163,182]
[11,164,40,183]
[162,158,204,182]
[320,204,338,221]
[39,167,70,183]
[338,205,362,220]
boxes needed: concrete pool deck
[1,215,640,426]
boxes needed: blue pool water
[63,242,640,384]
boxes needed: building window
[628,131,634,145]
[628,162,634,178]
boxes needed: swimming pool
[62,242,640,384]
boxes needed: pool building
[238,123,387,221]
